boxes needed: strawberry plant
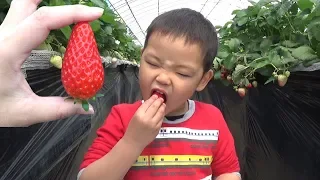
[213,0,320,97]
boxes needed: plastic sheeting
[1,63,320,180]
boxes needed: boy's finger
[145,98,164,117]
[154,103,166,126]
[139,95,158,112]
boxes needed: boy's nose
[155,72,171,85]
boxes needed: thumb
[28,96,94,125]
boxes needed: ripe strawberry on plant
[61,22,104,111]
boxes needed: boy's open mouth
[151,89,167,103]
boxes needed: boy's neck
[166,100,189,117]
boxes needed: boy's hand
[123,95,166,149]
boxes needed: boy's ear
[196,69,213,91]
[141,48,145,56]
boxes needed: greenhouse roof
[107,0,259,46]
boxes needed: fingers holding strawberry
[0,3,104,126]
[123,95,166,149]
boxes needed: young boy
[78,8,240,180]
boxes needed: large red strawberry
[61,22,104,110]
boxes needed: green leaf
[260,38,273,53]
[278,47,298,63]
[60,26,72,39]
[297,0,314,10]
[257,0,278,7]
[316,43,320,57]
[303,58,320,67]
[0,12,6,23]
[307,17,320,41]
[104,26,113,35]
[264,76,276,85]
[228,38,241,52]
[90,0,107,8]
[236,10,247,17]
[49,0,65,6]
[248,0,257,5]
[248,57,270,69]
[232,64,247,84]
[258,8,270,17]
[237,16,248,26]
[289,2,299,15]
[269,51,283,67]
[90,20,101,32]
[266,16,276,25]
[292,45,318,61]
[281,40,301,48]
[217,45,231,59]
[245,53,261,60]
[213,58,220,69]
[256,65,274,76]
[307,4,320,21]
[0,0,10,7]
[100,11,116,25]
[222,54,238,70]
[214,70,221,80]
[243,78,250,86]
[277,0,293,17]
[82,100,89,112]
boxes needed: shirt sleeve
[79,105,125,170]
[211,108,240,177]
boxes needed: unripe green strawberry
[59,46,66,54]
[61,22,104,101]
[50,55,62,69]
[111,57,117,64]
[252,81,258,88]
[227,75,232,81]
[277,74,288,87]
[284,70,290,77]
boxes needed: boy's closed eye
[146,61,159,67]
[177,73,191,78]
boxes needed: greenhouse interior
[1,0,320,179]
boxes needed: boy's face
[139,32,213,115]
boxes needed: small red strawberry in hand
[61,22,104,111]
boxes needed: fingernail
[88,105,95,114]
[90,7,104,16]
[80,105,95,114]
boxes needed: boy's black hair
[144,8,218,72]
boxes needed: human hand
[123,95,166,149]
[0,0,104,127]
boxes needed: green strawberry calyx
[64,93,104,111]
